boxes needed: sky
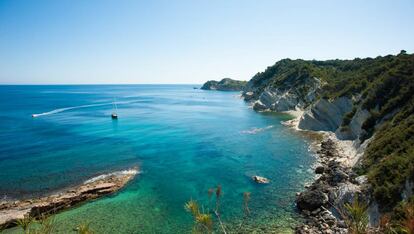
[0,0,413,84]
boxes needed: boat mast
[113,98,118,113]
[111,98,118,119]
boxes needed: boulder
[355,175,368,185]
[315,166,325,174]
[253,101,268,111]
[296,190,328,211]
[331,169,349,184]
[243,91,255,101]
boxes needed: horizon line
[0,83,204,86]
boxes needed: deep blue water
[0,85,315,233]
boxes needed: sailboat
[111,99,118,119]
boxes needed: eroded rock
[0,168,139,228]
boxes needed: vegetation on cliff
[201,78,247,91]
[245,51,414,217]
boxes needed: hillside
[243,51,414,229]
[201,78,247,91]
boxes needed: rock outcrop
[201,78,247,91]
[245,77,321,112]
[0,168,139,228]
[335,108,371,140]
[242,53,414,233]
[242,72,377,233]
[298,97,353,132]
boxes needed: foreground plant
[243,192,251,216]
[237,191,252,231]
[215,185,222,213]
[378,201,414,234]
[213,185,227,234]
[32,214,57,234]
[0,224,5,233]
[397,202,414,234]
[15,214,33,234]
[378,215,398,234]
[76,222,95,234]
[403,208,414,234]
[185,185,254,233]
[342,195,369,234]
[185,199,213,233]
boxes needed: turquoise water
[0,85,315,233]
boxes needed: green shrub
[342,195,369,234]
[342,107,357,127]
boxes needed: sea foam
[84,169,140,184]
[240,125,274,134]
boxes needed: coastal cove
[0,85,316,233]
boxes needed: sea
[0,85,315,233]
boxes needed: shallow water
[0,85,315,233]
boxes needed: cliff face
[247,76,321,112]
[201,78,247,91]
[242,52,414,220]
[298,97,353,132]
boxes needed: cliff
[201,78,247,91]
[242,51,414,230]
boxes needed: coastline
[280,114,366,234]
[0,168,139,229]
[282,110,358,167]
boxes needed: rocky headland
[201,78,247,91]
[0,168,139,229]
[241,52,414,233]
[243,78,375,233]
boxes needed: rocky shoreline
[0,168,139,229]
[294,135,368,234]
[245,97,366,233]
[243,91,373,233]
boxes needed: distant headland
[201,78,246,91]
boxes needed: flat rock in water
[252,175,270,184]
[0,168,138,229]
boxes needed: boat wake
[240,125,274,134]
[31,100,138,118]
[84,168,140,184]
[31,103,110,117]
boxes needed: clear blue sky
[0,0,413,84]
